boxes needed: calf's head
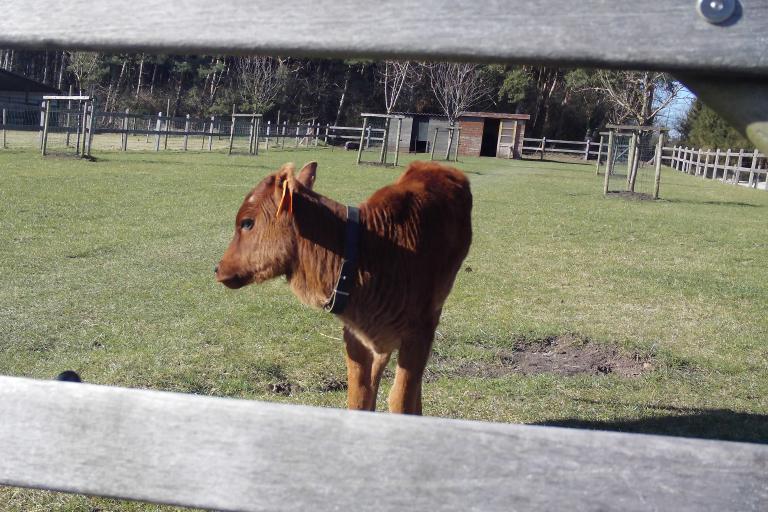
[215,161,317,289]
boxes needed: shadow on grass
[536,406,768,444]
[662,198,762,208]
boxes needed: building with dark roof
[0,69,60,107]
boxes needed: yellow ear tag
[275,179,293,218]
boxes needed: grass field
[1,147,767,511]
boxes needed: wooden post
[712,149,721,179]
[314,123,319,146]
[281,121,287,149]
[583,138,590,160]
[453,127,461,162]
[38,100,45,150]
[734,149,745,184]
[85,98,96,157]
[122,108,129,151]
[694,149,702,176]
[595,135,604,175]
[510,120,519,159]
[228,105,236,155]
[356,117,368,165]
[430,128,438,161]
[603,129,615,195]
[208,116,215,151]
[65,85,73,147]
[628,136,640,192]
[394,117,402,166]
[41,100,50,156]
[702,150,711,179]
[365,125,371,149]
[627,132,639,188]
[154,112,162,151]
[722,148,731,182]
[265,120,271,149]
[77,101,86,155]
[145,117,151,143]
[247,115,255,154]
[1,108,6,149]
[379,118,390,164]
[294,124,300,148]
[324,123,330,145]
[183,114,190,151]
[254,117,261,156]
[653,131,664,199]
[748,149,759,187]
[539,137,546,161]
[444,125,454,161]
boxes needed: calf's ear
[297,161,318,190]
[275,163,298,217]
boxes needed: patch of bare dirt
[607,191,655,201]
[426,335,653,381]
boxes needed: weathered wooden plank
[1,1,767,76]
[1,376,766,512]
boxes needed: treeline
[0,49,742,145]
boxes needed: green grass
[1,147,767,510]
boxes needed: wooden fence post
[294,124,300,148]
[1,108,5,149]
[430,128,438,161]
[734,148,744,184]
[228,105,236,155]
[77,101,86,155]
[183,114,190,151]
[748,149,759,187]
[722,148,731,183]
[155,112,162,151]
[712,149,721,179]
[208,116,215,151]
[540,137,546,161]
[365,125,371,149]
[265,120,271,149]
[281,121,287,149]
[356,117,368,165]
[41,99,50,156]
[702,149,711,179]
[65,87,73,147]
[595,135,604,175]
[653,131,664,199]
[694,149,702,176]
[626,132,637,189]
[583,138,590,160]
[380,118,390,164]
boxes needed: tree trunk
[136,54,145,98]
[149,63,157,95]
[334,67,351,126]
[57,51,66,90]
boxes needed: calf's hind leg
[388,328,435,415]
[343,327,391,411]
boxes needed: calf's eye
[240,218,254,230]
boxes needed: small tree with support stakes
[227,104,263,156]
[39,95,94,158]
[355,113,404,167]
[600,124,669,199]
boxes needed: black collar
[324,206,360,315]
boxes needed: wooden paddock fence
[2,0,768,509]
[1,375,766,512]
[665,145,768,190]
[0,104,386,155]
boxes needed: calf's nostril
[214,265,219,275]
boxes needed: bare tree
[379,60,419,114]
[236,56,290,113]
[426,62,490,157]
[67,52,106,95]
[593,70,686,126]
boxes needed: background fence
[0,103,385,156]
[664,145,767,190]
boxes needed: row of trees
[0,48,720,143]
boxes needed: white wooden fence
[664,145,767,190]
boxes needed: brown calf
[215,161,472,414]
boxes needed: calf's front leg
[343,327,391,411]
[388,330,434,415]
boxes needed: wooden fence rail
[1,375,766,512]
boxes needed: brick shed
[387,111,530,159]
